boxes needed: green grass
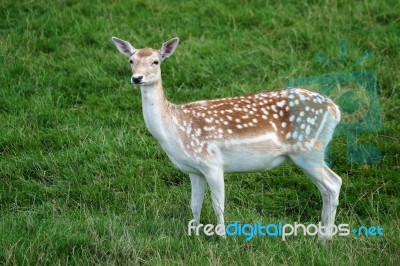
[1,0,399,264]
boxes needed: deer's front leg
[189,173,206,225]
[203,168,225,235]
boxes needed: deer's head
[112,37,179,86]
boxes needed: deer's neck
[140,80,175,142]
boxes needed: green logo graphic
[287,40,381,164]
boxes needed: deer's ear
[112,37,136,57]
[160,37,179,60]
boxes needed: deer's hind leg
[290,151,342,242]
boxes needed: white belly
[159,131,288,175]
[222,152,287,173]
[217,133,288,173]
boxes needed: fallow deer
[111,36,342,242]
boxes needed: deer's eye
[129,59,133,64]
[152,60,159,65]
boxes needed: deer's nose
[131,75,143,84]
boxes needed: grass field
[1,0,400,265]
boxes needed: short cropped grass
[1,0,399,265]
